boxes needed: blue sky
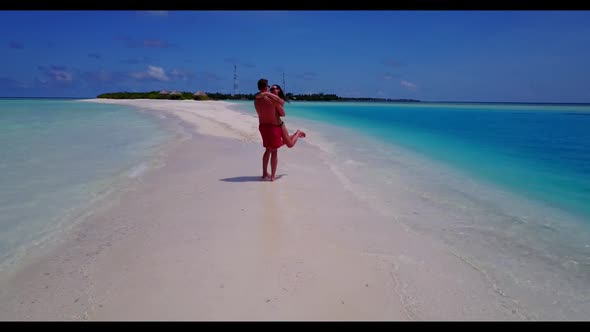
[1,10,590,102]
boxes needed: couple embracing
[254,78,306,182]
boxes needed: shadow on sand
[219,174,287,183]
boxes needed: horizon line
[1,96,590,105]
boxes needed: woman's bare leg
[281,124,306,148]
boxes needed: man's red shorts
[259,123,284,149]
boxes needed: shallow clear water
[0,99,172,269]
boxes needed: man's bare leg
[262,148,271,179]
[270,148,278,182]
[281,124,306,148]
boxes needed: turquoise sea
[332,103,587,219]
[230,99,590,318]
[232,100,590,221]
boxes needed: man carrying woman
[254,78,306,182]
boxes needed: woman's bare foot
[262,172,270,180]
[297,130,306,138]
[270,175,276,182]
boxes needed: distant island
[96,90,420,103]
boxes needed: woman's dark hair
[271,84,289,102]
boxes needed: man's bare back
[255,92,284,125]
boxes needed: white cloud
[147,65,168,81]
[35,65,73,85]
[170,69,194,81]
[131,65,169,81]
[49,69,73,82]
[400,80,417,90]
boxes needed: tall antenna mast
[233,64,238,96]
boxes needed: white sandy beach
[0,99,579,320]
